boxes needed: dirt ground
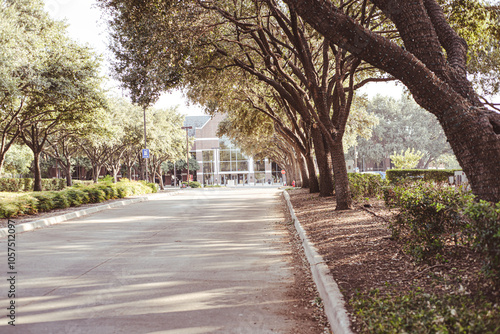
[287,188,498,333]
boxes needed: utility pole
[181,126,192,183]
[143,106,149,182]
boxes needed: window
[254,160,266,172]
[203,163,213,174]
[202,151,214,161]
[237,161,248,171]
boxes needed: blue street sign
[142,149,150,159]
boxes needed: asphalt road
[0,188,298,334]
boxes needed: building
[181,114,282,186]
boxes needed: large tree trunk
[282,0,500,202]
[32,151,42,191]
[65,164,72,187]
[305,152,320,193]
[331,139,352,210]
[112,165,119,183]
[92,164,102,183]
[298,153,309,188]
[312,128,334,197]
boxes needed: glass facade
[197,136,281,186]
[199,137,253,185]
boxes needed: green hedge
[331,173,387,200]
[347,173,387,200]
[0,178,66,192]
[384,181,500,285]
[351,287,499,333]
[0,180,158,219]
[386,169,459,184]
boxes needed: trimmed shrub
[23,178,34,191]
[0,178,66,191]
[41,178,66,191]
[385,182,474,260]
[0,178,23,192]
[0,180,159,219]
[51,192,70,209]
[386,169,458,184]
[82,187,106,203]
[188,181,202,188]
[62,188,88,207]
[31,193,55,212]
[348,173,386,200]
[351,287,499,334]
[72,180,94,187]
[464,200,500,283]
[332,173,387,200]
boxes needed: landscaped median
[285,173,499,333]
[0,178,158,219]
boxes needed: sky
[44,0,206,116]
[43,0,408,115]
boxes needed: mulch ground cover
[288,188,499,333]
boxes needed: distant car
[360,171,386,179]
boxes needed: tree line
[98,0,500,206]
[0,0,188,190]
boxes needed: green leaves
[390,148,425,169]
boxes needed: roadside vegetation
[0,177,157,219]
[290,172,499,333]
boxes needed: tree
[1,144,33,177]
[390,148,425,169]
[45,132,82,187]
[350,95,453,169]
[147,108,186,189]
[0,0,106,191]
[280,0,500,202]
[0,0,62,175]
[99,0,385,209]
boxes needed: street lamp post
[181,126,192,184]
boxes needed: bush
[386,169,458,184]
[347,173,387,200]
[62,188,88,207]
[385,182,474,260]
[147,182,158,193]
[96,184,118,200]
[31,193,55,212]
[464,200,500,283]
[0,178,66,191]
[0,178,24,192]
[188,181,202,188]
[82,187,106,203]
[351,287,499,334]
[0,179,160,219]
[0,195,37,218]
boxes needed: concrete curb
[0,191,179,238]
[283,191,353,334]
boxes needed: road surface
[0,188,304,334]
